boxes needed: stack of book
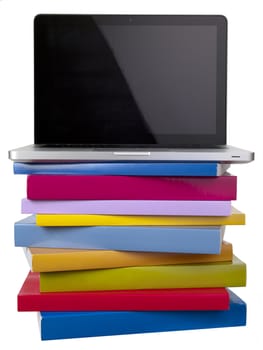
[14,161,247,341]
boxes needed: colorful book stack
[13,161,247,341]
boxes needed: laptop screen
[34,15,227,147]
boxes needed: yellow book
[40,255,246,292]
[26,241,233,272]
[36,207,245,226]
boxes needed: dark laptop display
[34,14,227,147]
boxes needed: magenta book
[27,175,237,200]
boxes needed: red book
[27,174,236,200]
[18,272,230,311]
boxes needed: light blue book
[15,216,224,254]
[39,290,246,340]
[13,162,229,176]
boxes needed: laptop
[8,14,254,163]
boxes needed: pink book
[27,175,237,200]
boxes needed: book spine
[27,242,233,272]
[35,211,245,226]
[22,199,232,216]
[39,256,246,292]
[14,162,228,176]
[39,290,246,340]
[18,272,230,312]
[15,222,223,254]
[27,175,237,200]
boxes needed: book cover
[15,216,225,254]
[18,271,230,312]
[14,162,230,176]
[39,255,246,292]
[25,241,233,272]
[27,174,237,200]
[39,290,246,340]
[22,199,232,216]
[36,207,245,226]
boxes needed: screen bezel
[34,14,227,147]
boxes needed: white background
[0,0,262,348]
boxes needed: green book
[40,256,246,292]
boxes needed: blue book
[13,162,230,176]
[15,216,224,254]
[39,290,246,340]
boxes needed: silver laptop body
[9,145,254,163]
